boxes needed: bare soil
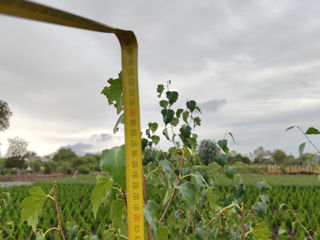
[0,173,72,182]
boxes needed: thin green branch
[119,234,129,239]
[145,167,160,180]
[180,173,193,180]
[42,227,59,239]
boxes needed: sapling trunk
[158,151,185,223]
[53,181,66,240]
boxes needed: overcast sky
[1,0,320,157]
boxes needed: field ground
[1,174,320,239]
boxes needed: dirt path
[0,173,72,182]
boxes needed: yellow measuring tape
[0,0,144,239]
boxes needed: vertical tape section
[0,1,144,239]
[117,31,144,240]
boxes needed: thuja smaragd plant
[17,72,272,239]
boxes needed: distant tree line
[197,140,314,166]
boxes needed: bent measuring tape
[0,0,144,239]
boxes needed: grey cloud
[65,142,93,156]
[200,99,227,113]
[63,133,122,156]
[91,133,112,142]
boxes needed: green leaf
[176,108,184,118]
[148,122,158,133]
[144,200,159,231]
[256,181,269,190]
[160,160,174,179]
[161,109,175,125]
[279,203,287,210]
[193,117,201,127]
[179,125,191,138]
[206,188,216,209]
[151,135,160,145]
[177,181,196,209]
[159,100,169,109]
[157,226,168,240]
[252,221,271,240]
[90,175,113,219]
[102,229,116,240]
[100,145,126,189]
[261,194,269,203]
[195,106,202,113]
[171,117,179,127]
[163,128,170,141]
[306,127,320,135]
[146,129,151,138]
[186,100,196,112]
[179,125,192,146]
[299,142,306,157]
[66,221,80,239]
[228,132,235,142]
[224,166,236,179]
[113,113,124,134]
[190,173,207,188]
[101,73,123,114]
[110,199,127,234]
[182,111,189,124]
[142,138,148,151]
[285,126,295,132]
[157,84,165,97]
[255,202,267,218]
[166,91,179,105]
[278,228,286,235]
[19,186,50,231]
[217,139,229,154]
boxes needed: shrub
[43,162,52,174]
[4,156,25,168]
[78,166,90,174]
[69,156,98,170]
[53,148,77,162]
[28,160,42,173]
[59,162,73,174]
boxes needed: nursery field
[0,175,319,239]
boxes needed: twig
[143,171,152,240]
[287,207,313,240]
[240,202,246,240]
[53,181,66,240]
[158,151,185,223]
[298,126,320,154]
[28,229,34,240]
[122,189,127,208]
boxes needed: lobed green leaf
[19,186,50,231]
[90,176,113,219]
[100,145,126,189]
